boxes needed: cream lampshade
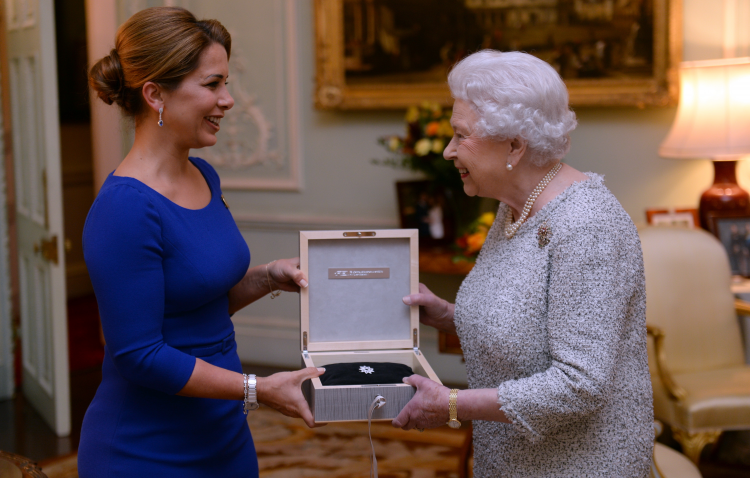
[659,57,750,229]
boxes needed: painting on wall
[645,208,699,228]
[709,214,750,277]
[315,0,681,109]
[396,180,456,247]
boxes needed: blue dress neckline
[109,157,214,212]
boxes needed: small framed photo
[645,208,700,228]
[395,180,455,247]
[707,213,750,277]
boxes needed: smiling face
[443,99,512,199]
[160,42,234,150]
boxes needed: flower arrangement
[375,102,464,192]
[453,212,495,262]
[376,103,496,248]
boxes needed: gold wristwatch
[447,388,461,429]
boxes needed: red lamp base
[699,161,750,230]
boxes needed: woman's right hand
[256,367,325,428]
[402,283,456,334]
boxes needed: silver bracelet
[243,373,259,414]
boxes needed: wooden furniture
[640,226,750,464]
[419,248,474,276]
[0,451,47,478]
[419,247,471,475]
[419,248,472,355]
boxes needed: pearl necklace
[504,162,562,239]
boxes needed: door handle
[33,235,59,265]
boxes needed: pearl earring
[158,107,164,127]
[506,163,513,171]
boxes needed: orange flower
[425,121,440,137]
[466,232,487,253]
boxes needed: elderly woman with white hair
[392,50,653,477]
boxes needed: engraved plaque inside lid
[328,268,390,279]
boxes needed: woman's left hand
[268,257,308,292]
[392,374,450,430]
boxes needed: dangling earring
[506,162,513,171]
[158,107,164,127]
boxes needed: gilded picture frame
[314,0,682,109]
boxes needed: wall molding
[207,0,303,191]
[5,0,37,31]
[233,213,399,232]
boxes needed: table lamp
[659,57,750,229]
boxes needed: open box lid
[299,230,419,353]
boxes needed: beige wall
[86,1,748,384]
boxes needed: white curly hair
[447,50,578,166]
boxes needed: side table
[419,247,471,356]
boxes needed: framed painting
[314,0,682,109]
[396,180,456,247]
[707,212,750,277]
[645,208,699,228]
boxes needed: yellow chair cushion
[655,366,750,430]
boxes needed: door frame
[0,0,20,399]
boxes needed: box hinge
[303,331,308,352]
[413,328,420,355]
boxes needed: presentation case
[299,229,442,423]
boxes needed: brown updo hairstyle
[89,7,231,117]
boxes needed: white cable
[368,395,387,478]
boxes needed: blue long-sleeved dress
[77,157,257,477]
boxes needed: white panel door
[6,0,70,436]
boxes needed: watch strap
[243,374,259,414]
[448,388,460,428]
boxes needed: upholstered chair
[639,226,750,464]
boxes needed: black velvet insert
[319,362,415,386]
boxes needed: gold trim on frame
[314,0,682,109]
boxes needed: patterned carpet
[40,405,471,478]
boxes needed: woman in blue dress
[78,7,323,477]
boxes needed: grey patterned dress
[454,173,653,477]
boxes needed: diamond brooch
[537,222,552,247]
[359,365,374,374]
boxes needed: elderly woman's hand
[392,374,451,430]
[402,283,456,334]
[267,257,308,293]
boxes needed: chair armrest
[646,325,687,403]
[735,298,750,316]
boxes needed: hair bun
[89,49,125,107]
